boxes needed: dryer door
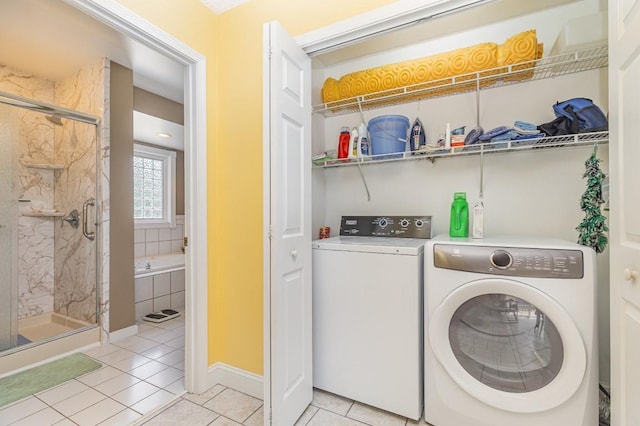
[429,278,586,413]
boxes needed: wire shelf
[312,131,609,168]
[313,46,608,117]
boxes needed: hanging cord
[357,97,366,125]
[356,162,371,201]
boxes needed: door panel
[609,0,640,424]
[264,20,312,426]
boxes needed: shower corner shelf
[21,211,66,217]
[21,162,65,170]
[313,45,608,116]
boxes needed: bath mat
[0,353,101,407]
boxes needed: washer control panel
[340,216,432,239]
[434,244,584,279]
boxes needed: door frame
[64,0,209,393]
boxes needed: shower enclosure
[0,91,100,357]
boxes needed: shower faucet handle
[62,209,80,228]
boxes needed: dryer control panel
[433,244,584,279]
[340,215,432,239]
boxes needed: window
[134,144,176,228]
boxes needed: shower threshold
[142,309,181,323]
[19,312,92,343]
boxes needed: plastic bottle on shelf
[444,123,452,150]
[449,192,469,238]
[357,122,370,157]
[337,127,350,159]
[472,201,484,239]
[348,127,359,158]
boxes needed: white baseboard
[108,324,139,343]
[208,362,264,400]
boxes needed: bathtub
[134,253,185,278]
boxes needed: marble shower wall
[0,62,106,323]
[54,59,106,323]
[0,65,57,320]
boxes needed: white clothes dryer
[424,235,598,426]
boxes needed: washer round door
[429,278,586,413]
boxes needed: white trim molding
[62,0,209,394]
[108,324,139,343]
[208,362,264,400]
[295,0,495,56]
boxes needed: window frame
[133,143,176,229]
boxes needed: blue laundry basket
[368,115,410,158]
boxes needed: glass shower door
[0,92,100,356]
[0,102,18,351]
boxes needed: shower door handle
[83,198,96,241]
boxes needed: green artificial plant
[576,144,608,253]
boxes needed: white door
[609,1,640,424]
[263,21,312,426]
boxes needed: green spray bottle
[449,192,469,237]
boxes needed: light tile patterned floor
[0,312,186,426]
[0,309,426,425]
[143,387,426,426]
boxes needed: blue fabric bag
[551,98,608,133]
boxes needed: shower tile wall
[53,59,105,323]
[0,65,57,320]
[134,216,185,258]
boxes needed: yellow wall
[115,0,396,374]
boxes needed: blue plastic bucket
[367,115,410,158]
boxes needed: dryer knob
[490,250,512,269]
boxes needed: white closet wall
[310,0,610,386]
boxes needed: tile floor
[1,310,426,426]
[0,312,186,425]
[141,386,425,426]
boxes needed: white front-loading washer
[312,215,431,420]
[424,235,598,426]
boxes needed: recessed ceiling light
[157,132,172,138]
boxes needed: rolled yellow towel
[320,30,541,106]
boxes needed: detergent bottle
[472,201,484,239]
[337,127,350,159]
[348,127,359,158]
[357,122,370,157]
[449,192,469,237]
